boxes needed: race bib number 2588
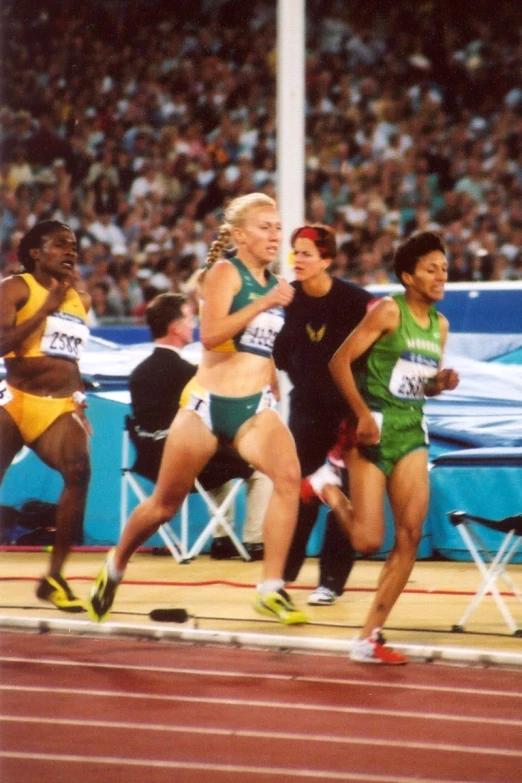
[40,312,89,361]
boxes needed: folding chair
[120,415,254,562]
[448,510,522,636]
[120,418,187,562]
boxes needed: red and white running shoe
[300,460,342,504]
[350,628,408,665]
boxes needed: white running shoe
[349,628,408,665]
[300,460,342,504]
[307,586,338,605]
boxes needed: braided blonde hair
[204,192,277,269]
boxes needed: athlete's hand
[72,392,93,436]
[356,411,381,445]
[439,368,460,391]
[43,278,72,315]
[425,368,460,396]
[264,279,295,308]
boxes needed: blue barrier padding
[91,325,201,345]
[428,447,522,562]
[433,447,522,468]
[94,285,522,346]
[367,282,522,333]
[90,326,149,345]
[435,288,522,333]
[494,348,522,365]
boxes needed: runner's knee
[355,535,382,557]
[150,497,182,525]
[351,516,383,556]
[271,457,301,494]
[62,453,91,487]
[396,522,423,554]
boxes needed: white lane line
[0,750,492,782]
[2,684,521,727]
[1,655,520,699]
[1,714,521,758]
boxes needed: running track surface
[1,630,522,783]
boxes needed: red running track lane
[1,630,522,783]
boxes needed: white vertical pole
[277,0,306,282]
[276,0,306,422]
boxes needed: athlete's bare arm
[0,275,73,357]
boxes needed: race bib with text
[389,351,438,400]
[40,312,89,361]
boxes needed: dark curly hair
[17,220,72,273]
[393,231,446,284]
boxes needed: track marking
[2,684,521,727]
[1,654,521,699]
[0,751,495,782]
[1,714,521,757]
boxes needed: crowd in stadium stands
[2,0,522,323]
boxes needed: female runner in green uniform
[325,231,459,663]
[88,192,308,625]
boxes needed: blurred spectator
[115,258,145,315]
[1,229,24,278]
[5,147,33,190]
[88,208,126,252]
[92,175,119,216]
[1,0,521,315]
[85,149,120,189]
[25,112,72,169]
[129,160,165,205]
[53,190,81,232]
[320,173,350,223]
[89,281,124,324]
[149,255,178,293]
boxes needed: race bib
[239,307,285,356]
[0,380,13,406]
[256,386,278,413]
[40,312,89,361]
[389,351,438,401]
[184,389,212,431]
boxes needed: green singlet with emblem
[360,293,442,412]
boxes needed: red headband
[294,226,321,243]
[293,226,329,253]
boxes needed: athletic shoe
[244,542,264,561]
[254,588,309,625]
[350,628,408,665]
[87,550,120,622]
[36,574,86,613]
[300,459,342,504]
[209,536,240,560]
[307,586,338,605]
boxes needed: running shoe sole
[87,553,119,622]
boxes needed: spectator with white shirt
[128,160,166,205]
[87,209,126,253]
